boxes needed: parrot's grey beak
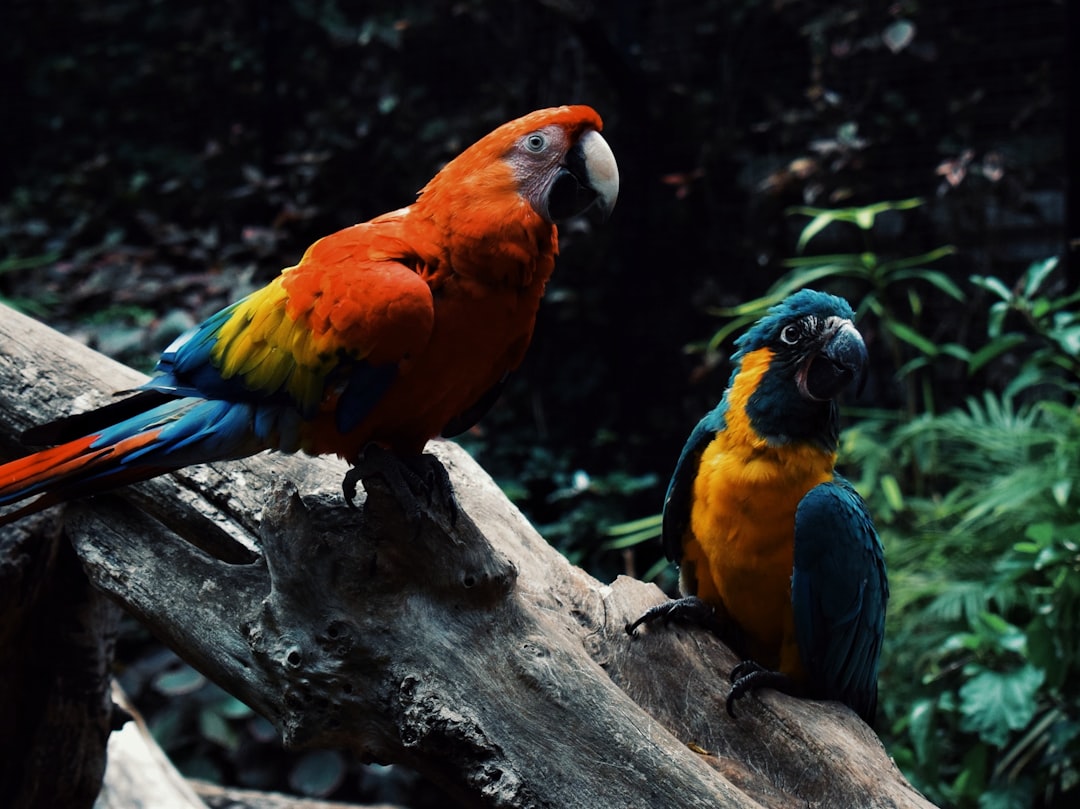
[799,319,868,401]
[549,129,619,222]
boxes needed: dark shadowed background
[1,1,1074,806]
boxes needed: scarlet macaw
[628,290,887,724]
[0,106,619,524]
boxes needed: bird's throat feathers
[715,347,839,476]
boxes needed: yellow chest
[689,437,834,578]
[680,349,836,670]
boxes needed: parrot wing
[148,229,436,439]
[2,242,435,517]
[792,477,888,723]
[661,403,728,562]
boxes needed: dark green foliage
[1,0,1071,806]
[842,261,1080,808]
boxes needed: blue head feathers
[733,290,857,360]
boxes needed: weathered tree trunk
[0,303,936,809]
[0,508,120,809]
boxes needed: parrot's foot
[345,444,460,525]
[625,595,721,637]
[726,660,801,718]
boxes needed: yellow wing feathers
[210,280,339,412]
[207,245,437,414]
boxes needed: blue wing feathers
[793,477,888,721]
[149,297,396,431]
[6,289,401,513]
[662,402,727,562]
[334,363,397,435]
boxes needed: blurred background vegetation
[1,0,1074,807]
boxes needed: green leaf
[970,274,1013,301]
[1024,618,1065,688]
[199,707,239,751]
[986,302,1010,338]
[939,343,972,362]
[1052,479,1071,507]
[605,513,663,537]
[642,556,675,583]
[153,665,206,696]
[881,474,905,512]
[1024,522,1056,545]
[707,314,761,351]
[216,695,254,720]
[977,613,1026,654]
[781,252,871,268]
[966,334,1027,373]
[148,704,187,751]
[908,698,936,765]
[854,208,876,230]
[0,251,61,274]
[891,266,964,300]
[882,19,916,53]
[599,526,662,551]
[958,666,1045,747]
[886,320,939,356]
[1022,256,1058,298]
[977,780,1036,809]
[953,743,989,800]
[795,212,839,252]
[289,750,347,797]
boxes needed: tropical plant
[853,390,1080,809]
[969,257,1080,400]
[848,257,1080,808]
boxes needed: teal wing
[661,400,727,564]
[792,477,888,724]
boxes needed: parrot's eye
[524,133,548,153]
[780,323,803,345]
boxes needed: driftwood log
[0,302,936,809]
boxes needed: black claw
[726,661,799,718]
[729,659,764,683]
[345,444,461,524]
[342,466,363,508]
[626,596,720,637]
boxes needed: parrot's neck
[407,162,560,289]
[730,348,840,453]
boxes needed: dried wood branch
[0,303,936,809]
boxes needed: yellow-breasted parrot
[629,290,888,724]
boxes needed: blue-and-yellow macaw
[628,289,888,724]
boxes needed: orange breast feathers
[681,348,837,675]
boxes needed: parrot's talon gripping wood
[625,595,718,637]
[726,662,801,718]
[0,105,618,527]
[342,466,363,509]
[350,443,460,529]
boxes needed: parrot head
[417,105,619,228]
[733,289,868,448]
[505,112,620,223]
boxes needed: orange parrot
[0,105,619,524]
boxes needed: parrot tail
[0,395,267,525]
